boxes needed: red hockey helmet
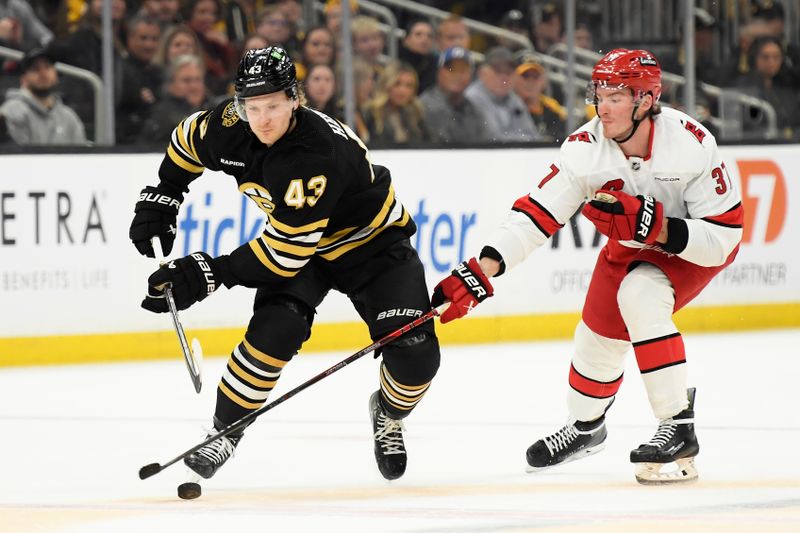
[587,48,662,105]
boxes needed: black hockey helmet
[234,47,298,121]
[235,46,298,98]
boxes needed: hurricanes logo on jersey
[239,182,275,215]
[222,101,239,127]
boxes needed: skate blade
[526,442,606,473]
[634,457,698,485]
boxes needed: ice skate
[184,425,242,480]
[369,390,407,480]
[526,416,607,472]
[630,388,699,485]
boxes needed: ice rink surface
[1,329,799,533]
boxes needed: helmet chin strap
[613,104,642,144]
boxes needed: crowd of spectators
[0,0,798,146]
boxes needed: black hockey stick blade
[139,463,163,479]
[137,303,448,480]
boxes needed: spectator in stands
[716,17,773,86]
[241,32,267,53]
[138,0,182,30]
[737,35,800,140]
[138,54,209,143]
[363,61,428,145]
[221,0,256,46]
[574,17,596,52]
[47,0,127,140]
[399,19,437,94]
[352,15,386,79]
[512,52,566,142]
[465,46,539,142]
[185,0,237,96]
[48,0,127,75]
[276,0,304,35]
[750,0,800,86]
[256,5,296,55]
[496,9,530,51]
[436,16,470,52]
[303,63,338,118]
[0,48,86,145]
[532,2,562,53]
[296,26,335,81]
[339,56,375,141]
[660,8,722,86]
[116,15,163,144]
[325,0,359,47]
[420,46,486,145]
[154,24,202,67]
[0,0,53,51]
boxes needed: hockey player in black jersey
[129,47,441,482]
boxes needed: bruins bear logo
[221,101,239,127]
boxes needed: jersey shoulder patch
[221,100,240,127]
[566,130,596,144]
[681,119,707,144]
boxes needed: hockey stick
[152,236,203,394]
[139,302,448,480]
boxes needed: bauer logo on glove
[431,257,494,324]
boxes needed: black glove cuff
[212,255,238,289]
[479,246,506,276]
[660,217,689,254]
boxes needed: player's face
[595,86,636,139]
[242,92,297,146]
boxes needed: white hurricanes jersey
[487,106,743,270]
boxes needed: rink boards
[1,145,798,365]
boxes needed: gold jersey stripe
[175,119,195,159]
[315,186,394,248]
[317,225,358,247]
[368,185,396,229]
[167,144,204,173]
[261,233,317,258]
[243,339,290,369]
[187,116,200,160]
[219,381,264,410]
[229,358,279,389]
[269,214,329,236]
[248,239,300,277]
[319,209,410,261]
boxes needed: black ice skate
[369,390,407,480]
[184,428,242,480]
[630,388,699,485]
[526,416,607,472]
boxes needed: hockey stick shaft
[139,303,447,479]
[152,236,203,393]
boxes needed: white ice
[1,329,799,533]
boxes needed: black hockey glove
[142,252,231,313]
[129,185,183,258]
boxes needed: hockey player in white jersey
[431,48,743,484]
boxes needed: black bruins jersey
[156,100,416,287]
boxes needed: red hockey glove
[431,258,494,324]
[582,189,664,244]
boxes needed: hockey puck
[177,482,202,500]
